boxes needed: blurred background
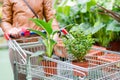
[0,0,14,80]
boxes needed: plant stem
[81,13,84,23]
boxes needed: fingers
[54,39,68,58]
[54,45,68,58]
[9,28,21,38]
[10,32,20,38]
[53,33,59,41]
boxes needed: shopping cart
[7,35,89,80]
[6,29,120,80]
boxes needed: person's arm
[1,0,20,38]
[1,0,13,33]
[43,0,59,30]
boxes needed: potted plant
[62,26,94,76]
[29,18,59,76]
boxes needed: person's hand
[8,27,21,38]
[54,37,68,58]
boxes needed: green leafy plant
[29,19,58,57]
[55,0,120,47]
[63,27,94,62]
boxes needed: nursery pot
[72,60,88,77]
[41,60,57,76]
[98,53,120,62]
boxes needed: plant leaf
[84,27,93,35]
[77,0,89,4]
[30,51,44,57]
[48,19,53,26]
[87,0,96,11]
[80,4,87,13]
[49,39,56,57]
[51,30,59,38]
[92,21,105,34]
[28,29,46,39]
[30,18,53,35]
[63,6,71,16]
[30,18,43,28]
[103,0,115,10]
[45,39,56,57]
[107,20,120,32]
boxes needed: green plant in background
[55,0,120,47]
[63,26,94,62]
[54,0,77,31]
[29,19,58,57]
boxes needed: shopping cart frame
[8,36,120,80]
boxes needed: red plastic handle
[21,28,30,37]
[61,28,68,35]
[4,28,30,40]
[4,33,10,40]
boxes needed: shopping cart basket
[8,35,89,80]
[6,31,120,80]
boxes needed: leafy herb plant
[63,27,94,62]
